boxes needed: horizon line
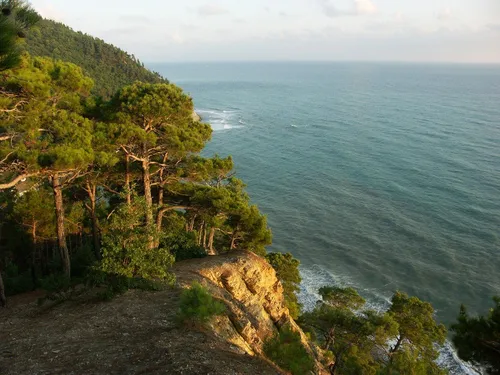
[146,60,500,66]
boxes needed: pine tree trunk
[142,159,153,227]
[142,159,155,248]
[198,222,204,246]
[31,222,38,289]
[189,215,197,232]
[52,175,70,278]
[86,182,101,260]
[208,227,216,255]
[202,225,207,249]
[125,155,131,206]
[390,335,403,357]
[0,270,6,307]
[230,233,237,250]
[158,153,168,207]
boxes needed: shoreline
[192,110,201,122]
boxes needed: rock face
[192,111,201,122]
[174,251,327,373]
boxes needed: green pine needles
[178,282,226,323]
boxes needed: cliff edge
[0,251,326,374]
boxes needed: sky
[29,0,500,63]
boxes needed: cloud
[355,0,377,15]
[437,8,453,21]
[487,24,500,32]
[196,4,229,16]
[118,15,152,24]
[318,0,377,17]
[35,3,65,22]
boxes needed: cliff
[0,251,326,375]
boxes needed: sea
[149,62,500,374]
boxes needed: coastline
[192,110,201,122]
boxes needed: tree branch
[0,172,41,190]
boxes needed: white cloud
[318,0,377,17]
[35,3,65,22]
[437,7,454,21]
[196,4,229,16]
[355,0,377,15]
[118,15,152,24]
[169,31,185,44]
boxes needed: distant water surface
[149,62,500,374]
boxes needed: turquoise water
[150,62,500,373]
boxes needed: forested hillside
[24,19,166,98]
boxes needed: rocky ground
[0,251,325,375]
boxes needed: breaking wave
[298,265,482,375]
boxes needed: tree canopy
[0,52,272,302]
[24,19,166,98]
[451,297,500,374]
[0,0,40,71]
[299,287,447,375]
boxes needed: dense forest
[24,19,165,98]
[0,2,499,375]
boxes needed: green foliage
[178,282,225,323]
[12,188,55,239]
[70,244,96,279]
[300,287,446,375]
[318,286,366,310]
[1,54,95,176]
[24,19,165,98]
[39,273,71,293]
[100,199,175,281]
[0,17,273,305]
[451,297,500,374]
[263,327,315,375]
[87,271,165,301]
[0,0,40,71]
[3,262,33,295]
[386,291,447,375]
[266,252,302,319]
[163,230,207,262]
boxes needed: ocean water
[150,62,500,374]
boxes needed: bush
[163,230,207,262]
[3,263,34,295]
[100,200,175,281]
[263,327,315,375]
[70,244,96,279]
[86,270,166,301]
[266,252,302,319]
[40,273,71,293]
[178,282,225,322]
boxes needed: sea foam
[298,264,481,375]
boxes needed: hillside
[23,19,166,98]
[0,251,326,375]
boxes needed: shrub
[163,230,207,262]
[178,282,225,322]
[266,252,302,319]
[3,263,34,295]
[40,273,71,293]
[100,200,175,281]
[263,327,315,375]
[70,244,96,279]
[86,270,166,301]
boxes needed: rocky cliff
[0,251,326,374]
[175,251,324,365]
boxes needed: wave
[196,108,245,132]
[298,264,482,375]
